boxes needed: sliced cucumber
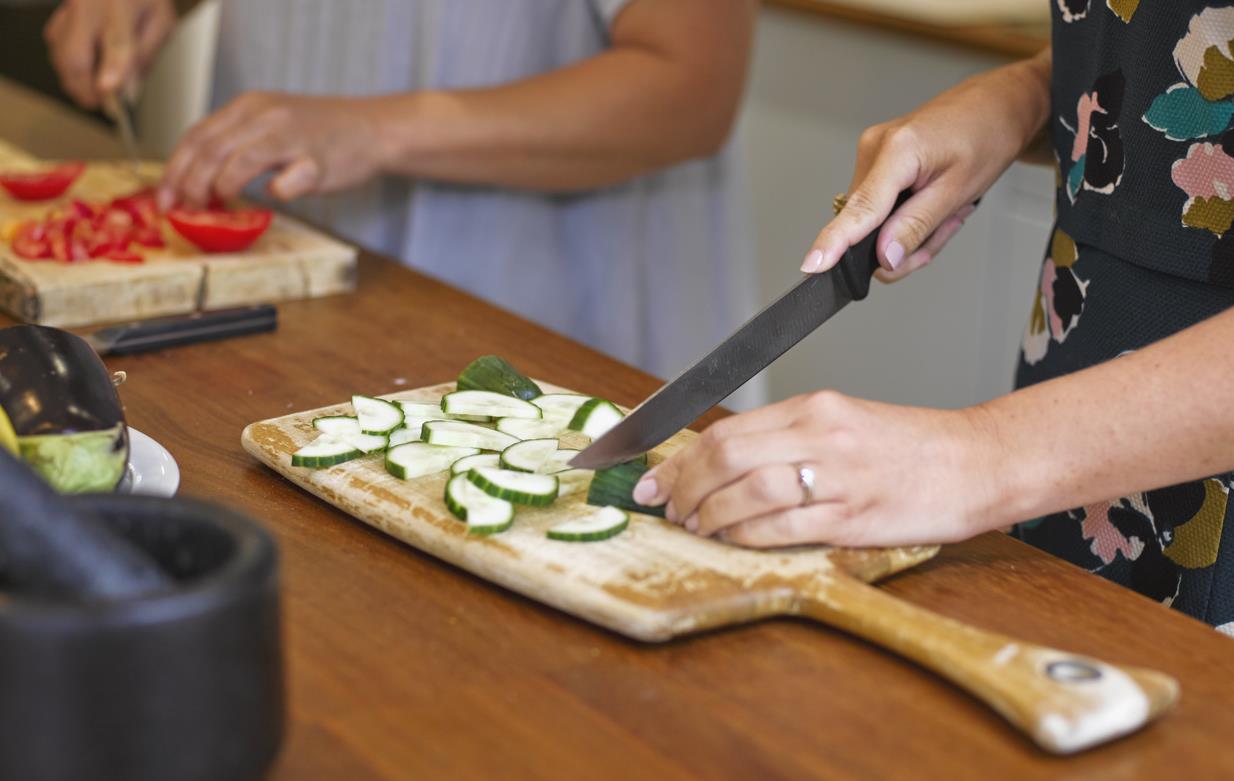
[291,436,363,468]
[547,507,629,542]
[442,390,541,420]
[457,355,542,401]
[467,467,559,507]
[568,398,624,438]
[532,393,592,424]
[586,459,665,518]
[386,442,480,480]
[313,415,361,436]
[555,468,592,498]
[387,424,424,448]
[499,438,560,473]
[423,420,518,452]
[495,417,566,440]
[353,395,404,435]
[397,401,449,421]
[538,449,581,475]
[347,432,389,454]
[445,474,515,535]
[451,452,501,475]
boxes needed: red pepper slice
[166,207,272,253]
[0,162,85,202]
[11,222,51,259]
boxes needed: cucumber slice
[499,438,560,473]
[547,506,629,542]
[313,415,361,436]
[423,420,518,451]
[467,467,559,507]
[386,442,480,480]
[538,449,581,475]
[442,390,541,420]
[346,432,389,454]
[457,355,542,401]
[555,468,592,498]
[495,417,566,440]
[532,393,592,424]
[387,424,425,448]
[291,436,363,468]
[586,459,665,518]
[445,474,515,535]
[352,395,404,435]
[397,401,449,421]
[451,452,501,475]
[568,398,624,438]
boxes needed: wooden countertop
[766,0,1050,59]
[4,77,1234,779]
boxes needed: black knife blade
[569,203,901,471]
[84,304,278,356]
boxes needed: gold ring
[796,464,816,507]
[832,193,848,216]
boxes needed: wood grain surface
[5,77,1234,779]
[0,140,355,327]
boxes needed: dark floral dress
[1013,1,1234,634]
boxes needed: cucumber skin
[291,448,362,469]
[457,355,542,401]
[586,460,666,518]
[444,476,515,535]
[547,514,630,542]
[466,468,558,508]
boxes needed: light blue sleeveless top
[213,0,762,407]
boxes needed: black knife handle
[835,190,914,301]
[98,304,278,355]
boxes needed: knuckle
[896,212,935,247]
[857,124,885,152]
[843,188,879,217]
[884,124,920,154]
[748,469,782,503]
[711,438,745,473]
[261,105,293,126]
[804,389,844,418]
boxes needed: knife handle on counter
[92,305,278,355]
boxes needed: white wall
[739,8,1055,408]
[136,0,220,158]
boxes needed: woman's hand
[801,49,1052,281]
[157,92,392,210]
[632,391,1009,549]
[44,0,177,109]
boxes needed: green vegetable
[586,459,665,518]
[17,424,128,494]
[457,355,542,401]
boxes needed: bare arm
[158,0,757,206]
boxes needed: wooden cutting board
[0,140,356,327]
[243,381,1179,754]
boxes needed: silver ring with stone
[796,464,816,507]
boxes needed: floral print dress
[1013,1,1234,633]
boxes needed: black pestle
[0,450,172,600]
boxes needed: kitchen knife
[570,195,911,471]
[84,305,278,356]
[101,92,143,178]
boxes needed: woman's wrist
[956,401,1047,534]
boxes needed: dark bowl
[0,495,285,781]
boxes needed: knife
[570,194,913,471]
[84,305,278,356]
[101,92,143,179]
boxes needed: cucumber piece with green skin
[386,442,480,480]
[423,420,518,451]
[442,390,541,420]
[352,395,404,435]
[495,417,566,440]
[499,438,560,473]
[387,424,424,448]
[445,474,515,535]
[547,506,629,542]
[399,400,490,424]
[467,467,559,507]
[313,415,361,436]
[586,459,665,518]
[568,398,624,439]
[451,452,501,475]
[457,355,542,401]
[292,436,363,468]
[555,468,592,498]
[538,449,581,475]
[532,393,592,425]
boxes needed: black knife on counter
[83,304,278,356]
[570,194,916,471]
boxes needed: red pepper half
[166,207,272,253]
[0,162,86,202]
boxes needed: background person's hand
[631,391,1009,549]
[801,50,1052,282]
[157,92,391,210]
[44,0,177,109]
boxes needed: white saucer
[119,427,180,497]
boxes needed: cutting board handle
[795,574,1178,754]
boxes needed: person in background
[638,3,1234,632]
[44,0,763,407]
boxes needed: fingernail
[801,249,824,273]
[885,240,905,270]
[956,204,978,221]
[632,477,658,505]
[684,514,699,533]
[666,502,679,523]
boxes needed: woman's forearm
[1017,46,1055,165]
[979,305,1234,525]
[370,0,756,192]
